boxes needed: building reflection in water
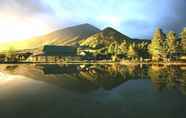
[1,64,186,95]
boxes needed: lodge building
[27,45,77,63]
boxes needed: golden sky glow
[0,0,185,43]
[0,15,52,43]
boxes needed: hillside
[0,24,100,51]
[79,27,151,48]
[78,27,151,58]
[80,27,132,48]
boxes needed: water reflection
[1,64,186,94]
[1,64,186,118]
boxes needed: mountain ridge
[80,27,132,48]
[0,23,100,51]
[0,24,149,51]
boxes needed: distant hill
[79,27,150,48]
[0,24,150,52]
[80,27,132,48]
[0,24,100,51]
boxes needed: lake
[0,64,186,118]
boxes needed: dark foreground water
[0,64,186,118]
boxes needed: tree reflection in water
[1,64,186,95]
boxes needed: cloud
[0,0,185,39]
[0,0,62,41]
[158,0,186,33]
[0,0,49,14]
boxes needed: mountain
[0,24,100,51]
[79,27,132,48]
[79,27,151,48]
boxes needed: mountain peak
[82,23,101,31]
[78,23,94,27]
[66,23,100,32]
[102,27,131,40]
[102,27,121,34]
[0,24,101,50]
[57,23,99,32]
[103,27,115,30]
[80,26,132,48]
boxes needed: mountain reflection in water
[0,64,186,118]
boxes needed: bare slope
[0,24,100,51]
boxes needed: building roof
[41,45,77,56]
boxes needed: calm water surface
[0,64,186,118]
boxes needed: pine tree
[118,41,128,55]
[181,27,186,53]
[6,46,16,62]
[108,42,115,55]
[108,41,120,55]
[127,43,138,60]
[148,28,166,60]
[137,42,149,59]
[166,31,177,55]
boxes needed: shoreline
[0,61,186,65]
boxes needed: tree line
[102,27,186,61]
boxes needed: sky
[0,0,186,42]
